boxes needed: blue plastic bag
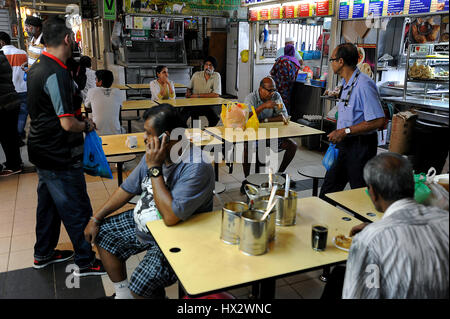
[322,143,339,171]
[83,131,113,179]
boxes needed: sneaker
[74,258,107,277]
[0,167,22,177]
[33,250,75,269]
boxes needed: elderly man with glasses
[240,76,297,193]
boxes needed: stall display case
[117,16,192,90]
[121,17,187,66]
[404,42,449,101]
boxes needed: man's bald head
[260,76,275,88]
[363,152,415,203]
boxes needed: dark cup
[311,224,328,251]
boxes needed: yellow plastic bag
[240,50,249,63]
[246,106,260,130]
[221,102,249,130]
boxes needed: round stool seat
[107,154,137,164]
[297,165,327,179]
[246,173,285,187]
[297,165,327,197]
[107,155,137,187]
[214,182,226,194]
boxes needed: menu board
[248,0,334,21]
[409,0,432,14]
[352,0,367,17]
[368,0,384,16]
[316,0,334,15]
[284,5,296,18]
[339,0,351,19]
[299,2,312,17]
[339,0,448,19]
[387,0,406,14]
[271,7,282,19]
[259,8,270,20]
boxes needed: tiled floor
[0,115,351,299]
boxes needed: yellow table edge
[205,122,325,143]
[325,187,382,222]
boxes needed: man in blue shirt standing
[319,43,385,199]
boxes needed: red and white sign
[299,3,310,17]
[283,5,296,18]
[271,6,281,19]
[316,0,330,16]
[260,8,269,20]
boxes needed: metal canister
[274,190,298,226]
[251,199,276,241]
[239,210,269,256]
[259,182,284,196]
[220,201,249,245]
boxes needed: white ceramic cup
[126,135,138,149]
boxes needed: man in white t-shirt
[85,70,124,136]
[79,56,96,103]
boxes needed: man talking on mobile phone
[84,103,215,299]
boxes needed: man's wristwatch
[344,127,351,135]
[264,118,269,123]
[148,166,162,178]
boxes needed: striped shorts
[95,210,177,298]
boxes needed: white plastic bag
[423,167,449,211]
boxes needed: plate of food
[333,234,353,252]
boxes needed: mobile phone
[158,132,168,144]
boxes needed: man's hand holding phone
[145,132,169,168]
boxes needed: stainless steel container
[274,190,298,226]
[259,182,284,196]
[259,190,297,226]
[220,202,249,245]
[239,210,269,256]
[251,200,276,241]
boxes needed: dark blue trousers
[34,166,95,268]
[319,133,378,199]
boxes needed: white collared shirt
[382,198,417,219]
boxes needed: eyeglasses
[329,57,339,62]
[262,87,276,93]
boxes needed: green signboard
[124,0,243,17]
[104,0,116,20]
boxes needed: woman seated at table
[150,65,175,101]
